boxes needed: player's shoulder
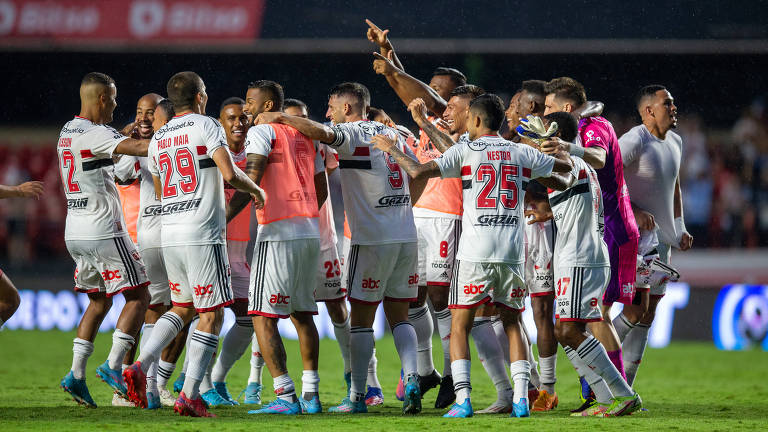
[619,124,646,143]
[666,129,683,147]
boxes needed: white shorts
[67,235,149,297]
[139,246,170,308]
[340,236,351,291]
[346,242,418,305]
[525,220,555,296]
[449,260,527,311]
[415,217,460,288]
[554,266,610,322]
[249,238,320,318]
[164,243,233,312]
[316,246,345,302]
[228,240,251,303]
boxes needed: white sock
[199,352,216,394]
[156,360,176,389]
[301,370,320,400]
[142,324,158,395]
[623,322,650,386]
[107,330,135,370]
[181,317,199,374]
[491,315,510,364]
[211,316,252,383]
[367,347,381,389]
[332,314,352,374]
[249,332,264,384]
[577,336,633,398]
[350,327,374,401]
[435,308,452,376]
[451,359,471,402]
[392,321,418,378]
[520,320,540,388]
[182,330,218,399]
[472,318,512,395]
[408,305,435,376]
[71,338,94,379]
[564,345,613,404]
[273,373,297,402]
[138,312,184,373]
[539,355,557,394]
[613,313,636,342]
[510,360,531,404]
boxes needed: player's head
[543,111,579,143]
[429,67,467,102]
[518,80,547,118]
[135,93,163,139]
[283,98,309,118]
[443,84,485,135]
[219,97,248,148]
[80,72,117,124]
[636,84,677,132]
[505,90,522,133]
[167,71,207,115]
[245,80,284,118]
[544,77,587,115]
[467,93,505,140]
[152,99,174,132]
[368,107,394,127]
[326,82,370,125]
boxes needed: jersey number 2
[158,148,198,198]
[475,163,518,209]
[60,149,81,193]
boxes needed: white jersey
[113,155,162,250]
[548,156,610,267]
[58,116,129,241]
[435,134,556,264]
[319,143,339,250]
[147,113,228,246]
[619,124,682,246]
[326,120,418,245]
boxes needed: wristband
[569,143,585,158]
[675,217,686,239]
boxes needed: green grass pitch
[0,330,767,431]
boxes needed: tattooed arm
[370,134,441,182]
[226,153,267,222]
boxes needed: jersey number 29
[158,149,199,198]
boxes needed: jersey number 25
[475,163,519,209]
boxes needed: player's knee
[123,286,149,306]
[554,322,578,346]
[428,288,449,310]
[325,301,347,323]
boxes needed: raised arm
[254,112,336,144]
[408,98,456,153]
[0,181,43,199]
[372,51,447,115]
[370,134,441,182]
[115,138,150,156]
[365,19,404,71]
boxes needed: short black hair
[167,71,204,111]
[81,72,114,87]
[329,82,370,113]
[247,80,284,111]
[219,97,245,115]
[521,80,547,98]
[543,111,579,142]
[469,93,506,131]
[368,107,387,122]
[432,67,467,87]
[156,99,175,119]
[450,84,485,100]
[284,98,307,112]
[635,85,667,109]
[544,77,587,108]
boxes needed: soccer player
[372,94,573,418]
[0,181,44,328]
[58,72,152,408]
[258,82,423,415]
[541,78,639,409]
[123,71,265,418]
[613,85,692,386]
[527,111,643,417]
[225,80,326,415]
[198,96,258,407]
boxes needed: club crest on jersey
[475,215,518,227]
[375,194,410,208]
[131,250,142,261]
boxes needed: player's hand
[254,112,284,125]
[121,121,139,138]
[633,207,656,231]
[407,98,429,125]
[679,232,693,251]
[516,115,558,143]
[373,50,400,76]
[250,187,266,210]
[540,137,569,155]
[15,181,44,199]
[365,19,390,47]
[371,134,397,153]
[525,201,553,224]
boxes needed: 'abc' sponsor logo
[408,274,419,285]
[102,270,121,281]
[269,294,290,305]
[168,281,181,293]
[475,215,518,227]
[590,297,599,307]
[193,284,213,296]
[362,278,381,290]
[463,283,485,295]
[509,287,525,298]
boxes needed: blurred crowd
[2,104,768,263]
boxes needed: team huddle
[53,20,692,419]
